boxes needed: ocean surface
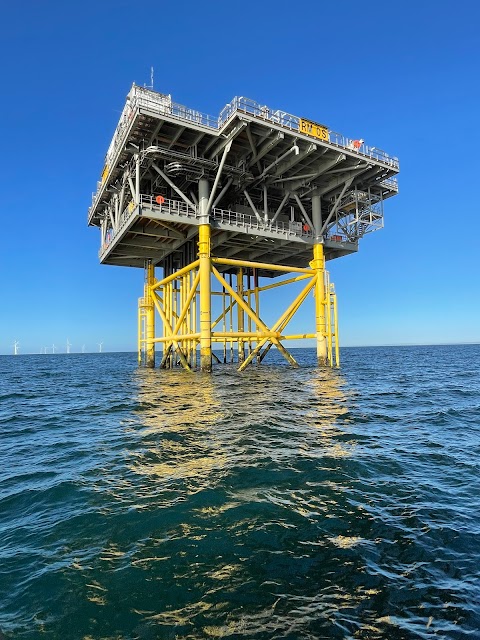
[0,345,479,639]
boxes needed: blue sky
[0,0,479,354]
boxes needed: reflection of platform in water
[87,85,399,371]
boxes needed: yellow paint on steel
[238,276,316,371]
[326,282,333,366]
[174,271,200,335]
[153,333,200,343]
[212,331,282,338]
[145,262,156,368]
[198,224,212,372]
[211,299,237,330]
[137,299,143,365]
[212,257,314,275]
[211,266,298,368]
[311,244,328,366]
[237,268,245,364]
[333,292,340,368]
[151,292,192,370]
[243,273,312,295]
[151,260,200,291]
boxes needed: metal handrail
[90,88,399,220]
[99,195,354,259]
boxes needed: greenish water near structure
[1,346,479,639]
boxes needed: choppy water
[0,345,479,639]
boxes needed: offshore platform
[87,85,399,372]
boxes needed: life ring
[155,195,165,205]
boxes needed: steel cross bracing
[88,83,399,371]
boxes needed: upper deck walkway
[88,86,398,225]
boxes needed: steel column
[198,178,212,372]
[312,244,328,366]
[145,260,155,368]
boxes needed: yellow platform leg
[198,224,212,372]
[312,244,328,366]
[145,260,155,368]
[237,268,245,364]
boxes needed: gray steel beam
[319,178,354,235]
[243,190,263,224]
[132,219,185,239]
[263,143,316,184]
[151,162,196,210]
[276,153,346,191]
[167,126,186,150]
[206,141,232,214]
[247,131,284,167]
[270,192,290,224]
[293,194,315,231]
[211,177,233,209]
[207,121,247,160]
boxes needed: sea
[0,345,479,640]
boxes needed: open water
[0,345,479,639]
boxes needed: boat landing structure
[87,85,399,371]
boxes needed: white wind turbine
[66,338,71,354]
[13,340,19,355]
[98,342,103,353]
[52,344,56,354]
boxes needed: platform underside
[89,86,399,277]
[99,203,358,276]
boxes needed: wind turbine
[13,340,19,355]
[82,344,86,354]
[52,344,56,354]
[66,338,71,354]
[98,342,103,353]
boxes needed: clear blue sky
[1,0,479,354]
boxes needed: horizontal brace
[151,260,200,290]
[212,257,314,275]
[212,331,282,339]
[152,333,200,343]
[241,273,313,295]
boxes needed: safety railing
[210,206,313,239]
[99,194,356,258]
[140,194,198,217]
[379,177,399,192]
[218,96,399,169]
[90,88,399,221]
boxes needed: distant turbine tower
[66,338,71,354]
[13,340,19,355]
[99,342,103,353]
[82,344,86,354]
[52,344,56,354]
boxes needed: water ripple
[0,346,479,638]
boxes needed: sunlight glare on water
[0,345,479,639]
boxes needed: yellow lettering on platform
[299,118,330,142]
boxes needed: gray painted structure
[88,85,399,277]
